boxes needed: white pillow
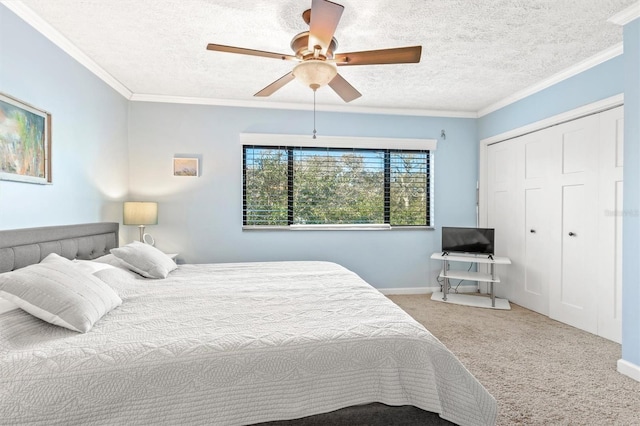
[0,296,18,314]
[72,259,117,275]
[0,253,122,333]
[110,241,177,279]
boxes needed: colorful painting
[173,157,198,177]
[0,93,51,184]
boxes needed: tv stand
[430,253,511,308]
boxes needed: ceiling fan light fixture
[292,60,337,90]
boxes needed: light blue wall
[478,55,625,140]
[127,102,478,289]
[0,4,129,231]
[622,18,640,369]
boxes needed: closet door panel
[549,115,599,335]
[562,128,588,174]
[518,133,551,314]
[597,106,624,342]
[523,187,549,314]
[560,185,590,306]
[556,183,597,333]
[487,143,518,300]
[489,144,513,188]
[525,138,548,179]
[491,191,512,261]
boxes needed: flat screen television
[441,227,495,256]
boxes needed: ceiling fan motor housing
[291,32,337,60]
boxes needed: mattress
[0,260,496,425]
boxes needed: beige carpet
[387,294,640,425]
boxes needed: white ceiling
[7,0,637,115]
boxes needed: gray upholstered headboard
[0,222,119,273]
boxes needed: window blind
[243,145,431,227]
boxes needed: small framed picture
[173,157,198,177]
[0,93,52,184]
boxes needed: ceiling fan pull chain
[313,89,317,139]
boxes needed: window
[243,144,432,228]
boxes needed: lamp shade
[123,202,158,226]
[292,60,337,90]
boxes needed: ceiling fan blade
[329,73,361,103]
[254,72,296,97]
[308,0,344,55]
[207,43,297,61]
[335,46,422,66]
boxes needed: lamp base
[138,225,146,242]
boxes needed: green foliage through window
[243,145,431,227]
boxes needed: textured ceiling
[11,0,636,114]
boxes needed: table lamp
[123,201,158,242]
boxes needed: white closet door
[548,114,599,335]
[498,131,552,314]
[486,142,517,300]
[482,103,623,341]
[520,132,551,315]
[597,106,624,343]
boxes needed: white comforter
[0,261,496,425]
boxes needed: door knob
[568,232,576,237]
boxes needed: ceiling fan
[206,0,422,103]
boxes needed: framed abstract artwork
[0,93,52,184]
[173,157,199,177]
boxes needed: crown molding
[129,93,478,118]
[609,1,640,26]
[1,0,133,99]
[478,43,623,117]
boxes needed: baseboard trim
[617,359,640,383]
[378,285,479,295]
[378,287,436,295]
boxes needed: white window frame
[240,133,437,230]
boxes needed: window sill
[242,225,434,231]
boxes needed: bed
[0,222,497,426]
